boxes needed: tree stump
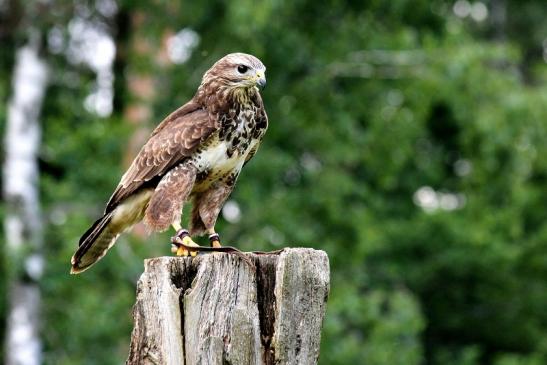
[126,248,330,365]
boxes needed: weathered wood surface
[126,248,330,365]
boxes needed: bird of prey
[71,53,268,274]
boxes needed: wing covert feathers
[106,105,217,212]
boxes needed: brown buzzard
[71,53,268,274]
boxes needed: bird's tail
[71,189,153,274]
[71,212,119,274]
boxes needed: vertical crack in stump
[170,259,198,365]
[254,254,279,365]
[127,249,330,365]
[126,257,195,365]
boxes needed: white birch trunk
[3,34,48,365]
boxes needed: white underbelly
[194,140,246,174]
[192,138,259,192]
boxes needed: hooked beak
[255,72,267,90]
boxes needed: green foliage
[1,0,547,364]
[323,285,425,364]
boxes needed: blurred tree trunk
[2,32,48,365]
[121,5,175,236]
[123,9,170,164]
[118,2,179,161]
[491,0,506,40]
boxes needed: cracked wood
[126,248,330,365]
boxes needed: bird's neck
[196,81,260,115]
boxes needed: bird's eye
[237,65,249,74]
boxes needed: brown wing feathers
[71,104,217,273]
[106,108,214,211]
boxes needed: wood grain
[126,248,330,365]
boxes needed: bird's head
[201,53,267,92]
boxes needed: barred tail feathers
[70,189,153,274]
[71,213,117,274]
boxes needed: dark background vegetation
[1,0,547,364]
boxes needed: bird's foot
[209,233,222,248]
[171,229,199,257]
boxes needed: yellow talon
[176,246,189,257]
[182,236,199,257]
[171,227,199,257]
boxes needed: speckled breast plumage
[191,102,266,193]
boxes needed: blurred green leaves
[1,0,547,364]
